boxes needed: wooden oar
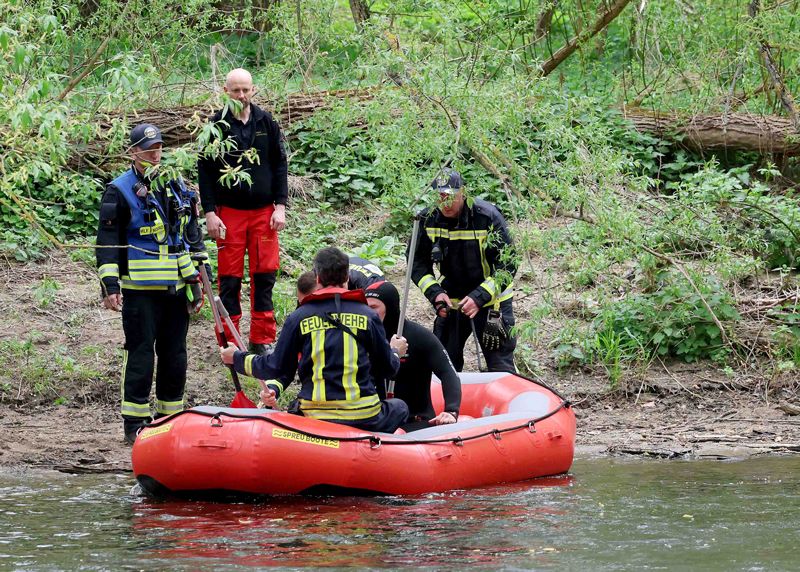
[215,296,270,396]
[197,264,256,408]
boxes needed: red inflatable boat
[132,372,575,498]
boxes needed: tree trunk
[748,0,800,131]
[538,0,634,77]
[534,1,556,40]
[348,0,370,29]
[624,109,800,155]
[67,90,800,173]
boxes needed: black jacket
[347,256,385,290]
[197,103,289,212]
[410,198,516,308]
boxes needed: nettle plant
[601,270,740,363]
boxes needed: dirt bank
[1,255,798,476]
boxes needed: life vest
[112,169,197,287]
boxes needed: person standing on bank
[198,67,289,356]
[96,124,208,444]
[410,168,518,372]
[221,247,409,433]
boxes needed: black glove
[203,263,214,284]
[433,299,449,316]
[482,309,507,351]
[186,280,204,313]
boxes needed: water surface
[0,456,798,570]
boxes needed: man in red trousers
[198,68,289,355]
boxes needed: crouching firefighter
[95,123,210,445]
[221,247,409,433]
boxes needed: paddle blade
[231,390,256,409]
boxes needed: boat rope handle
[156,399,571,448]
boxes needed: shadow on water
[1,457,799,570]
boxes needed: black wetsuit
[365,281,461,431]
[391,320,461,430]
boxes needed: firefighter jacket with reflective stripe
[347,256,384,290]
[96,168,206,295]
[410,198,517,309]
[233,287,400,421]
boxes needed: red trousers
[216,205,280,344]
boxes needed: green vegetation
[2,0,799,390]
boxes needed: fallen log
[623,109,800,156]
[69,89,800,174]
[70,88,376,171]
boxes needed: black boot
[123,419,148,446]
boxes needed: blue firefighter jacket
[97,168,200,291]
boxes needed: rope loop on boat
[159,398,570,447]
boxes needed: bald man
[198,68,289,356]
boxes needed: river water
[0,456,798,570]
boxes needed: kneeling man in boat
[221,246,410,432]
[364,280,462,430]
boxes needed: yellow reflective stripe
[153,212,167,242]
[121,280,185,291]
[425,228,489,241]
[120,349,128,407]
[244,354,256,377]
[451,230,487,240]
[310,329,326,402]
[342,332,359,401]
[426,228,447,240]
[266,379,284,393]
[121,400,151,417]
[98,264,119,279]
[156,399,184,415]
[479,277,497,299]
[129,259,179,269]
[476,233,490,278]
[417,274,438,296]
[497,287,513,302]
[128,271,180,281]
[299,396,381,420]
[480,283,514,307]
[299,394,380,410]
[177,254,196,279]
[301,403,382,421]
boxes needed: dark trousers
[335,399,409,433]
[121,289,189,425]
[433,298,516,373]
